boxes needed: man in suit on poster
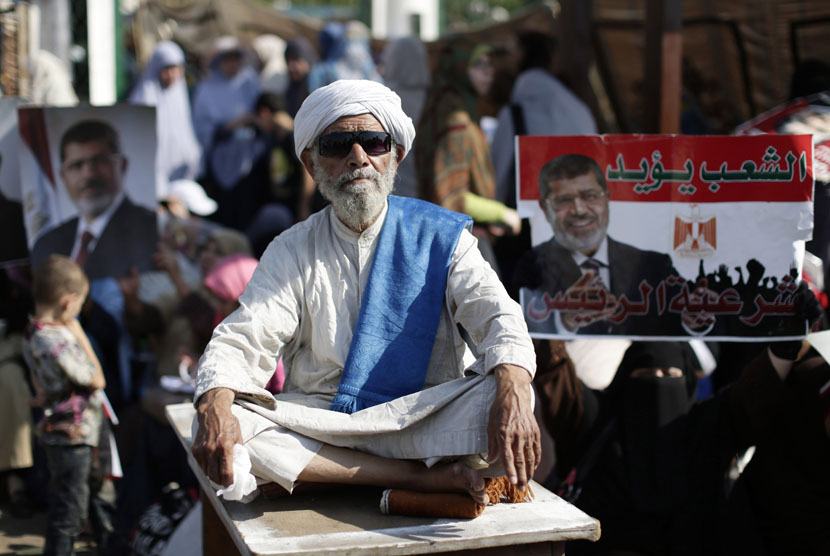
[30,119,157,280]
[516,153,689,336]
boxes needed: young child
[21,255,107,556]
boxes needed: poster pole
[643,0,683,133]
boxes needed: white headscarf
[129,41,202,194]
[191,36,261,189]
[253,34,288,96]
[293,79,415,160]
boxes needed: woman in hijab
[535,340,713,555]
[416,40,520,272]
[202,254,284,394]
[191,36,263,229]
[307,21,382,91]
[129,41,202,196]
[283,36,317,118]
[381,36,430,198]
[197,227,252,279]
[140,227,254,381]
[202,253,259,327]
[253,34,289,96]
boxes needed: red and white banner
[515,134,814,340]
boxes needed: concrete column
[372,0,439,40]
[87,0,116,105]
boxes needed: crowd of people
[0,20,829,556]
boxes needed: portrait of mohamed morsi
[19,105,159,281]
[512,136,815,341]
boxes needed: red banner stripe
[519,134,814,203]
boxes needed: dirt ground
[0,503,95,556]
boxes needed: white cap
[166,179,218,216]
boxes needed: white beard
[76,192,116,220]
[545,204,606,253]
[314,149,398,232]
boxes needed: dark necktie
[580,257,612,332]
[76,231,94,267]
[580,258,606,287]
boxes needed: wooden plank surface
[166,403,600,556]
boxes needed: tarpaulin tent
[589,0,830,132]
[132,0,322,70]
[131,0,830,134]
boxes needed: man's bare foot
[442,462,487,505]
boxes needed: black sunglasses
[318,131,392,158]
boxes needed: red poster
[515,134,814,340]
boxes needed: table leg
[201,490,243,556]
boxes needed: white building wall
[372,0,439,41]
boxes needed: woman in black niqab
[560,341,703,556]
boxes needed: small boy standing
[22,255,107,556]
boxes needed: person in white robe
[192,80,539,505]
[129,41,202,197]
[252,34,289,96]
[191,36,261,190]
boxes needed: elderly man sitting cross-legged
[191,80,539,505]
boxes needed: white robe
[194,200,536,491]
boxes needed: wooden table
[166,403,600,556]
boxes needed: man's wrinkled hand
[192,388,243,487]
[487,364,540,492]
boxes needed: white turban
[293,79,415,159]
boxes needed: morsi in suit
[30,197,157,280]
[517,235,683,336]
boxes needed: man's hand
[192,388,243,487]
[487,364,540,491]
[560,271,619,331]
[66,318,106,389]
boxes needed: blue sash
[329,196,472,414]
